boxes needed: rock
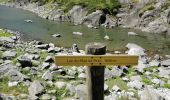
[111,67,124,77]
[0,37,15,42]
[52,34,61,37]
[112,85,121,92]
[87,24,94,28]
[28,80,45,100]
[75,84,87,99]
[71,43,80,53]
[24,53,40,60]
[154,54,161,60]
[44,56,54,63]
[128,32,138,36]
[127,80,144,90]
[105,68,114,79]
[149,60,160,67]
[130,75,142,81]
[72,32,83,35]
[83,10,103,25]
[36,44,49,49]
[158,67,170,78]
[122,77,129,82]
[42,71,53,81]
[69,5,88,25]
[151,78,164,85]
[135,60,149,72]
[41,94,53,100]
[8,81,19,87]
[48,47,55,53]
[138,86,166,100]
[126,43,146,56]
[105,95,116,100]
[0,94,16,100]
[104,84,109,91]
[0,63,30,82]
[78,73,86,79]
[2,51,17,59]
[141,18,168,34]
[104,35,110,40]
[54,81,66,89]
[41,62,50,70]
[66,83,76,95]
[17,55,32,67]
[161,59,170,67]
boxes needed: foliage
[0,29,13,37]
[0,77,28,96]
[106,77,128,90]
[163,84,170,89]
[31,0,121,14]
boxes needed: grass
[141,75,153,85]
[106,77,128,91]
[0,29,14,37]
[163,84,170,89]
[30,0,121,14]
[0,77,28,96]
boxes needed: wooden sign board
[55,55,138,66]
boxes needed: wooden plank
[55,55,138,66]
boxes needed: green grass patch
[141,75,153,85]
[163,83,170,89]
[106,77,128,91]
[0,29,13,37]
[0,77,28,96]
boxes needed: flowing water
[0,5,170,54]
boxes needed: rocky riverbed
[0,28,170,100]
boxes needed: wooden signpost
[55,43,138,100]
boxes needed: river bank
[0,28,170,99]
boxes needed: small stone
[41,62,50,70]
[42,71,53,81]
[41,94,51,100]
[45,56,54,63]
[8,81,19,87]
[112,85,121,92]
[104,84,109,91]
[78,73,86,79]
[127,80,144,90]
[54,81,66,89]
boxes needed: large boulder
[138,86,166,100]
[69,5,88,25]
[0,63,30,82]
[2,51,17,60]
[28,80,45,100]
[17,55,32,67]
[126,43,146,56]
[83,10,103,26]
[141,18,168,34]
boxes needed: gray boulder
[69,5,88,25]
[127,80,144,90]
[42,71,53,81]
[36,44,49,49]
[138,86,165,100]
[142,18,168,34]
[17,55,32,67]
[75,84,87,99]
[161,59,170,67]
[126,43,146,56]
[0,37,15,42]
[0,63,30,82]
[28,80,45,100]
[71,43,80,53]
[149,60,160,67]
[83,10,103,25]
[2,51,17,60]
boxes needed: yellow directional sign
[55,55,138,66]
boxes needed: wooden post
[85,43,106,100]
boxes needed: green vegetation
[141,75,153,85]
[0,77,28,96]
[106,77,128,90]
[163,84,170,89]
[0,29,13,37]
[139,3,155,17]
[28,0,121,14]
